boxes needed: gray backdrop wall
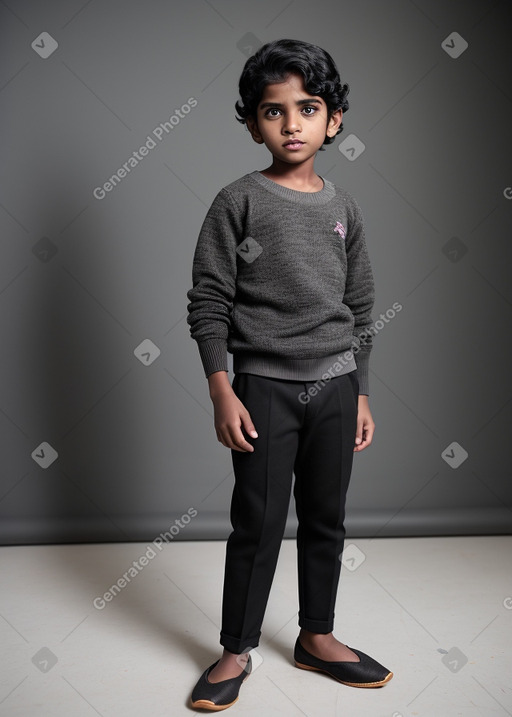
[1,0,511,545]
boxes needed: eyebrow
[259,99,323,109]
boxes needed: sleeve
[343,198,376,395]
[186,188,243,378]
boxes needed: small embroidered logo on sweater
[334,221,346,239]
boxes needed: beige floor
[0,535,510,716]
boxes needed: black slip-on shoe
[190,654,252,711]
[294,637,393,688]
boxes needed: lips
[283,140,304,147]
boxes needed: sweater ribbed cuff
[197,339,228,378]
[354,348,371,395]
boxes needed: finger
[216,429,229,448]
[354,418,364,447]
[241,417,258,439]
[354,426,373,452]
[227,425,255,452]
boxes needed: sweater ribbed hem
[353,349,370,396]
[198,339,228,377]
[233,350,357,383]
[197,339,370,395]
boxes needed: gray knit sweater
[186,170,375,395]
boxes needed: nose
[283,111,301,134]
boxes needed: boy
[187,38,392,711]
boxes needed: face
[245,72,342,165]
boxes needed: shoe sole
[294,660,393,688]
[190,672,251,711]
[190,696,239,711]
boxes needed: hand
[207,372,258,452]
[211,390,258,452]
[354,395,375,452]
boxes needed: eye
[302,106,317,115]
[264,108,281,117]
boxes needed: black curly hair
[235,38,350,148]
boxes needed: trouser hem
[220,630,260,654]
[298,614,335,634]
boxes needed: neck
[261,158,322,190]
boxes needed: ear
[245,116,265,144]
[326,108,343,138]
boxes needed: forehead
[259,72,324,103]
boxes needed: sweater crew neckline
[248,170,336,205]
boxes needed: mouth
[283,140,305,149]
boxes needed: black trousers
[219,370,359,654]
